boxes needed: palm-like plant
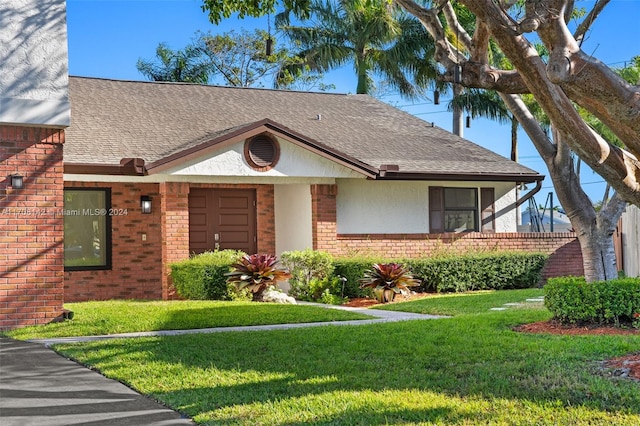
[136,42,211,84]
[276,0,438,99]
[226,254,291,301]
[359,263,420,303]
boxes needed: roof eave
[374,171,545,184]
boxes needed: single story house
[0,0,584,329]
[59,76,572,302]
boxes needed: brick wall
[64,182,163,301]
[160,182,189,300]
[63,182,276,302]
[311,184,337,252]
[334,232,584,280]
[1,126,65,329]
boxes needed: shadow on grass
[56,309,640,424]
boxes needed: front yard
[5,289,640,425]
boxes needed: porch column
[310,184,338,254]
[160,182,190,299]
[0,126,65,329]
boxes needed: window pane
[444,188,476,208]
[64,190,109,268]
[444,210,476,232]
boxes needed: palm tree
[275,0,438,99]
[136,43,210,84]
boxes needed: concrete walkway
[1,303,446,425]
[26,302,447,347]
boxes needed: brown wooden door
[189,188,257,255]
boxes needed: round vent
[244,134,280,171]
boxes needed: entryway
[188,188,257,255]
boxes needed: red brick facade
[309,183,584,279]
[64,182,163,301]
[1,126,65,329]
[63,182,276,302]
[333,232,583,280]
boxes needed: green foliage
[280,249,334,300]
[405,252,548,293]
[545,276,640,327]
[170,250,245,300]
[332,256,387,298]
[359,263,420,302]
[226,254,291,301]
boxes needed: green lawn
[40,290,640,425]
[3,300,373,340]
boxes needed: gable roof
[65,76,543,182]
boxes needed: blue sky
[66,0,640,205]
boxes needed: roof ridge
[68,75,354,97]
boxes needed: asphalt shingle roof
[65,76,541,180]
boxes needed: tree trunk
[452,84,464,136]
[575,226,619,282]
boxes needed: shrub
[226,254,291,301]
[359,263,421,303]
[333,256,387,298]
[405,252,548,293]
[280,249,334,300]
[545,276,640,327]
[170,250,245,300]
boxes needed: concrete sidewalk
[0,303,446,425]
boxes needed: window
[429,187,495,233]
[64,188,112,270]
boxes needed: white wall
[336,179,518,234]
[0,0,70,126]
[169,137,365,179]
[275,184,313,255]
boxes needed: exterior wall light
[10,174,24,189]
[140,195,152,214]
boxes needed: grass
[36,290,640,425]
[2,300,373,340]
[374,288,546,316]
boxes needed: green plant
[359,263,420,303]
[545,276,640,327]
[280,249,334,300]
[170,250,245,300]
[226,254,291,301]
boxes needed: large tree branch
[457,0,640,205]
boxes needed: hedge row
[545,276,640,327]
[170,250,245,300]
[170,250,549,301]
[333,252,548,298]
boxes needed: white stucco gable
[165,136,366,179]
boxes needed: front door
[189,188,257,255]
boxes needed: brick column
[160,182,190,299]
[0,126,65,329]
[311,184,338,253]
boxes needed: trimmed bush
[280,249,334,300]
[333,256,387,298]
[170,250,245,300]
[405,252,548,293]
[545,276,640,327]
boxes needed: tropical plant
[359,262,420,303]
[136,42,210,83]
[226,254,291,301]
[275,0,439,99]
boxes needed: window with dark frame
[63,188,112,270]
[429,187,495,233]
